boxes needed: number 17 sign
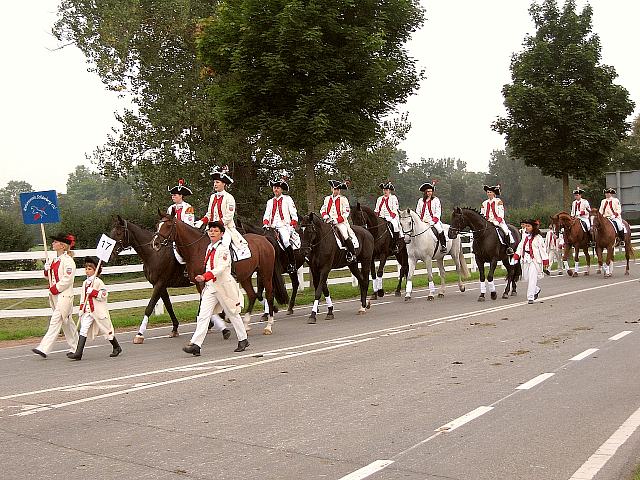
[96,234,117,263]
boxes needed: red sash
[210,195,223,220]
[271,197,284,223]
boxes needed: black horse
[110,216,194,342]
[300,213,374,323]
[448,207,521,300]
[352,203,409,298]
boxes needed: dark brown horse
[352,203,409,299]
[300,213,374,323]
[550,212,591,277]
[110,216,193,342]
[153,212,288,335]
[589,207,634,277]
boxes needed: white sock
[139,315,149,335]
[313,299,319,313]
[325,296,333,308]
[428,281,435,293]
[488,281,496,292]
[405,280,413,295]
[480,281,487,294]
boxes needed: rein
[358,209,390,242]
[114,219,155,253]
[400,213,430,238]
[155,218,207,249]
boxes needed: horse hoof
[558,271,563,275]
[263,327,272,335]
[133,335,144,344]
[478,296,485,302]
[287,309,294,315]
[404,296,412,302]
[308,314,317,324]
[572,272,579,277]
[437,293,445,298]
[358,308,366,315]
[325,313,335,320]
[491,292,497,300]
[459,285,465,292]
[625,271,630,276]
[366,301,371,309]
[169,331,179,338]
[584,271,589,276]
[427,295,434,301]
[395,291,401,297]
[502,293,509,299]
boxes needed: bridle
[400,211,429,238]
[153,217,206,250]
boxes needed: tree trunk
[562,173,571,212]
[305,147,318,213]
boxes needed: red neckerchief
[573,200,580,216]
[210,194,223,220]
[271,196,284,223]
[485,200,497,220]
[608,200,613,213]
[175,205,183,221]
[427,198,433,218]
[84,278,95,312]
[526,236,534,258]
[420,197,428,220]
[51,257,61,283]
[204,244,217,270]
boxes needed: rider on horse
[263,177,299,274]
[196,165,249,255]
[416,181,447,253]
[571,186,593,245]
[374,181,403,254]
[481,184,516,255]
[167,179,195,265]
[320,180,357,264]
[599,187,626,246]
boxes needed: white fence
[2,226,638,319]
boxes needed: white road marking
[386,329,417,335]
[609,331,632,341]
[435,406,494,432]
[338,460,395,480]
[570,348,599,361]
[61,385,126,392]
[568,405,640,480]
[516,373,555,390]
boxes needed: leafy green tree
[492,0,634,210]
[0,180,33,210]
[195,0,425,211]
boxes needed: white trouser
[223,228,248,249]
[382,216,402,236]
[335,222,350,241]
[522,261,541,301]
[275,225,292,248]
[172,242,186,264]
[79,312,114,340]
[37,296,78,354]
[576,217,591,231]
[190,286,247,347]
[493,221,514,242]
[608,217,624,233]
[427,220,444,234]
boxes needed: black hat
[269,178,290,191]
[207,221,226,232]
[603,187,616,194]
[168,179,193,196]
[520,219,540,226]
[572,186,585,195]
[379,181,395,191]
[419,182,435,192]
[483,184,501,195]
[84,256,99,267]
[211,165,234,184]
[50,233,76,248]
[328,180,348,190]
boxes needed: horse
[299,213,374,323]
[589,207,634,277]
[152,211,289,335]
[544,225,565,275]
[449,207,521,300]
[398,208,470,301]
[550,212,591,277]
[237,219,306,315]
[109,216,193,343]
[352,203,409,299]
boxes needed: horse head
[398,209,416,244]
[152,209,177,252]
[109,215,131,260]
[352,202,367,228]
[448,207,467,239]
[299,213,321,258]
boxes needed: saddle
[607,218,626,244]
[494,227,508,246]
[331,227,360,250]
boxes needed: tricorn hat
[207,221,226,232]
[168,178,193,196]
[483,184,501,195]
[50,233,75,248]
[419,182,435,192]
[379,181,395,191]
[572,186,585,195]
[211,165,234,184]
[328,179,348,190]
[603,187,616,195]
[269,178,290,191]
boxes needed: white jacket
[416,197,442,224]
[374,194,399,221]
[481,198,505,225]
[320,194,350,224]
[202,240,242,315]
[263,195,298,228]
[167,201,195,226]
[599,197,621,218]
[571,198,591,220]
[514,233,549,273]
[44,252,76,300]
[202,190,237,230]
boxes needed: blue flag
[19,190,61,224]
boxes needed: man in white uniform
[481,184,516,255]
[374,181,403,253]
[571,186,593,244]
[263,178,299,273]
[320,180,357,264]
[599,187,625,245]
[416,182,447,253]
[167,178,195,264]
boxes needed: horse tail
[271,255,290,306]
[457,240,470,279]
[512,261,522,283]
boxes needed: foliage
[195,0,425,210]
[492,0,634,208]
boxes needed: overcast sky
[1,1,638,194]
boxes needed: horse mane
[461,207,482,215]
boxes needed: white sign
[96,234,117,263]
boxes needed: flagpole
[40,223,52,287]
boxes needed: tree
[492,0,634,210]
[0,180,33,209]
[195,0,425,211]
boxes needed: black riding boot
[618,231,625,246]
[437,231,447,253]
[109,337,122,357]
[68,335,87,360]
[344,238,357,264]
[285,245,297,274]
[391,231,400,254]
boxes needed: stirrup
[506,246,514,255]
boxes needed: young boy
[511,219,549,304]
[68,257,122,360]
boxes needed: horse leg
[369,258,378,301]
[377,256,386,297]
[477,261,486,302]
[395,254,408,296]
[487,259,498,300]
[426,260,435,301]
[262,276,276,335]
[583,246,591,276]
[348,263,368,314]
[134,284,165,344]
[256,275,269,320]
[571,248,580,277]
[404,255,417,301]
[241,278,257,332]
[563,246,573,276]
[322,282,334,320]
[159,288,179,337]
[436,257,446,298]
[625,239,631,275]
[287,272,299,314]
[309,269,329,324]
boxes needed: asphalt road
[1,263,640,480]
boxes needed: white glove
[324,217,332,224]
[509,257,517,266]
[331,218,338,225]
[194,220,204,228]
[44,258,52,271]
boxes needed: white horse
[399,209,470,301]
[545,224,565,275]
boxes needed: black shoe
[32,348,47,358]
[534,288,541,300]
[66,352,75,358]
[109,338,122,357]
[222,328,231,340]
[528,300,534,304]
[234,339,249,352]
[183,343,201,356]
[68,335,87,361]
